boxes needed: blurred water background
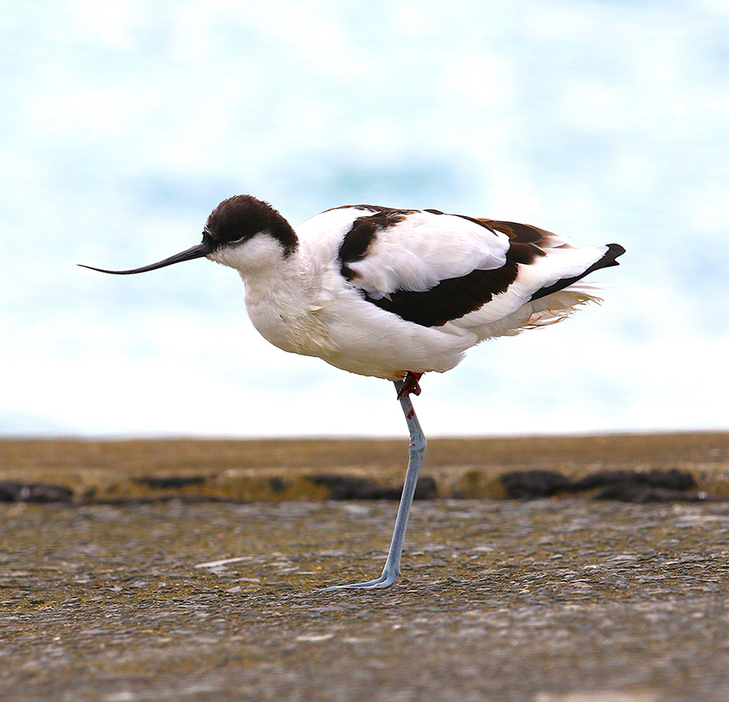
[2,0,727,437]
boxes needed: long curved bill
[78,242,212,275]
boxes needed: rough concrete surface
[1,435,729,701]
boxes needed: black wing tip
[603,243,626,267]
[528,242,626,303]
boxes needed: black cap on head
[204,195,297,256]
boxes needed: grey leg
[322,379,427,590]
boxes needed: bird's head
[79,195,297,276]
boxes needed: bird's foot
[320,568,399,592]
[397,372,423,400]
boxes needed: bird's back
[297,205,622,332]
[284,204,624,377]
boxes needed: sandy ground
[1,434,729,701]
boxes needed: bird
[80,194,625,590]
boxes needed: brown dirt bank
[1,432,728,503]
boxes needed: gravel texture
[2,497,729,701]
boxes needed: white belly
[246,287,476,380]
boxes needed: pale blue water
[1,0,728,437]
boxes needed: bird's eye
[227,233,249,246]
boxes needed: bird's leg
[321,378,427,590]
[397,371,422,399]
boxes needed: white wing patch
[344,211,510,299]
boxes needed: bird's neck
[235,237,309,304]
[210,229,310,317]
[229,237,331,357]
